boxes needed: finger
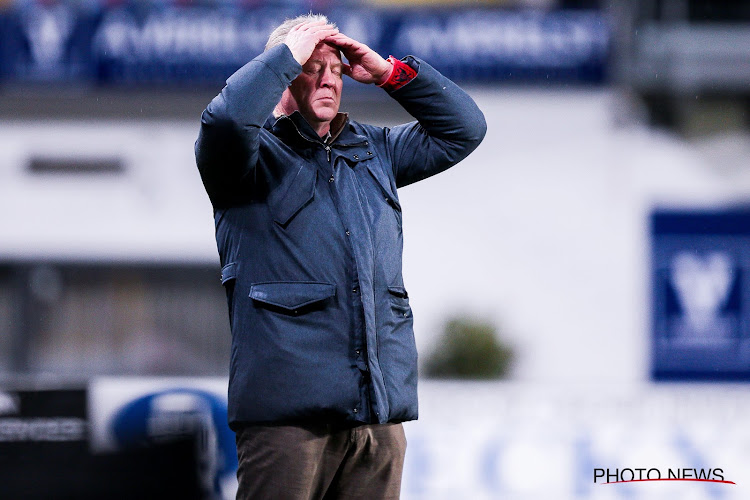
[311,26,339,35]
[324,38,355,57]
[307,26,338,38]
[305,23,337,34]
[311,28,340,43]
[296,20,327,31]
[288,21,324,38]
[327,33,360,48]
[325,34,351,47]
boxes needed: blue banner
[0,5,609,86]
[651,209,750,380]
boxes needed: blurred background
[1,0,750,498]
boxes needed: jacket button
[352,288,358,293]
[329,176,334,183]
[345,230,350,236]
[367,151,372,156]
[353,154,359,160]
[353,408,358,413]
[355,349,361,355]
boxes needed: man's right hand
[284,21,339,66]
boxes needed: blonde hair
[265,13,336,51]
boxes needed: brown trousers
[235,422,406,500]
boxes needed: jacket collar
[265,111,367,148]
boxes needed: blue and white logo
[669,251,736,342]
[90,380,237,500]
[651,209,750,380]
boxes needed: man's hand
[285,21,339,66]
[325,33,393,85]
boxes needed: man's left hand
[325,33,393,85]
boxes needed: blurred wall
[2,87,749,381]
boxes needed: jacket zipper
[278,116,382,420]
[280,116,367,164]
[288,127,333,165]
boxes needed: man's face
[289,43,343,129]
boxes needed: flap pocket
[367,163,401,212]
[269,164,317,227]
[249,282,336,313]
[221,262,237,285]
[387,286,409,299]
[340,147,377,164]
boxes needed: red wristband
[378,56,417,92]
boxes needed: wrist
[283,42,307,66]
[376,61,394,86]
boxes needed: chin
[314,104,339,121]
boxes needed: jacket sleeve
[195,44,302,207]
[384,57,487,188]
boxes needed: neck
[311,121,331,138]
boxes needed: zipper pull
[324,145,331,162]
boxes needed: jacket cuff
[222,44,302,125]
[227,43,301,90]
[378,56,419,92]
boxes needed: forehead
[307,43,342,64]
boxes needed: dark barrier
[0,387,202,499]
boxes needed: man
[195,13,486,499]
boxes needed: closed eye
[304,61,323,74]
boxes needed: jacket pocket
[249,281,336,316]
[269,164,317,228]
[366,162,401,213]
[387,286,411,317]
[221,262,237,285]
[221,262,238,327]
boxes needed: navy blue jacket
[195,44,486,428]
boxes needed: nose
[320,66,337,88]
